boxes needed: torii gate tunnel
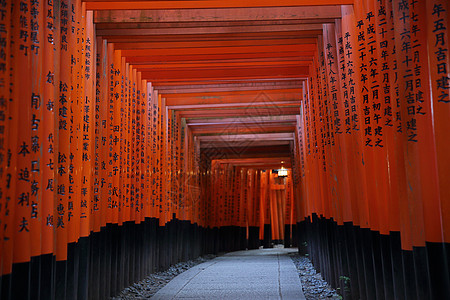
[0,0,449,299]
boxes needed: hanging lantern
[278,166,288,178]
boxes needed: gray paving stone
[151,248,306,300]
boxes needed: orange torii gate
[1,1,450,300]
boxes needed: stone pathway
[151,248,305,300]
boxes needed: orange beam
[95,20,333,30]
[87,1,351,11]
[141,66,310,82]
[97,24,324,36]
[136,61,310,71]
[156,81,304,93]
[121,44,316,57]
[113,38,318,50]
[190,124,296,135]
[99,30,323,43]
[125,52,315,63]
[186,115,298,125]
[164,89,301,106]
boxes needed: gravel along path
[111,254,217,299]
[289,253,342,300]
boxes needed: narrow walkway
[151,248,306,299]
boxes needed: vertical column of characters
[127,62,133,223]
[307,65,320,217]
[194,135,201,225]
[103,42,113,228]
[354,1,381,232]
[139,78,146,223]
[291,122,301,223]
[41,0,56,257]
[393,0,426,250]
[110,48,121,225]
[166,108,172,221]
[341,5,370,229]
[177,114,184,220]
[409,0,442,245]
[295,111,307,221]
[149,87,157,219]
[165,103,172,222]
[194,134,201,225]
[126,63,136,221]
[175,111,182,220]
[153,89,160,221]
[316,40,333,220]
[140,79,148,221]
[168,109,173,220]
[68,0,83,244]
[55,0,71,262]
[376,0,402,236]
[130,67,136,222]
[365,0,391,234]
[427,0,450,244]
[129,67,136,223]
[174,111,180,220]
[105,43,114,225]
[334,19,356,224]
[316,44,336,218]
[2,0,18,277]
[157,92,164,225]
[80,9,94,237]
[94,38,106,232]
[29,0,44,260]
[0,0,11,276]
[148,84,156,219]
[123,60,131,224]
[178,113,183,221]
[143,83,150,219]
[309,60,321,217]
[179,117,186,220]
[135,71,142,224]
[108,44,118,226]
[165,99,171,223]
[385,0,411,249]
[323,23,349,225]
[157,92,163,225]
[13,0,32,266]
[302,79,314,218]
[118,56,126,225]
